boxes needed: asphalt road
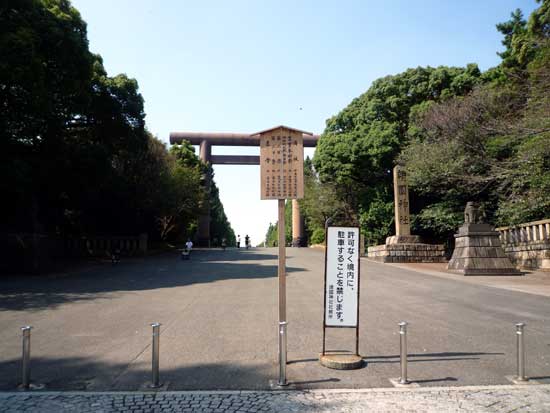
[0,248,549,391]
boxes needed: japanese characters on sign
[260,128,304,200]
[325,226,360,327]
[393,165,411,236]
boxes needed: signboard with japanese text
[324,226,360,327]
[393,165,411,236]
[260,127,304,200]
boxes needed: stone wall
[0,233,148,274]
[496,219,550,271]
[64,234,148,258]
[368,243,445,263]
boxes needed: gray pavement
[1,385,550,412]
[0,248,549,392]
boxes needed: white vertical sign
[325,226,360,327]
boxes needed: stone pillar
[520,227,526,243]
[199,140,212,164]
[198,140,212,247]
[393,165,411,237]
[291,199,304,247]
[539,224,545,241]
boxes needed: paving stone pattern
[1,385,550,413]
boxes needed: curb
[1,384,549,397]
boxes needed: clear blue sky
[72,0,538,245]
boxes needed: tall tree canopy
[312,65,483,244]
[399,0,550,240]
[0,0,235,258]
[303,0,550,247]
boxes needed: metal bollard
[399,322,409,385]
[21,326,32,389]
[150,323,161,388]
[516,323,527,381]
[278,321,288,386]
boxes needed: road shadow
[288,358,318,365]
[414,377,458,384]
[0,355,334,392]
[364,351,504,364]
[198,249,278,262]
[289,378,340,386]
[0,249,306,311]
[530,376,550,383]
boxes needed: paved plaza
[0,249,550,391]
[1,385,550,412]
[0,247,549,397]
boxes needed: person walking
[182,238,193,260]
[221,238,227,251]
[237,235,241,248]
[245,234,250,249]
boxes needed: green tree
[0,0,93,233]
[0,0,234,262]
[313,65,483,244]
[265,222,278,247]
[209,178,236,247]
[300,157,350,244]
[263,201,292,247]
[400,1,550,237]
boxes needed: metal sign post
[277,199,288,386]
[320,226,363,370]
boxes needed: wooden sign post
[256,125,308,386]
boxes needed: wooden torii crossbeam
[169,129,320,246]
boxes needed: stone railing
[496,219,550,271]
[64,234,148,257]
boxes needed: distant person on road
[111,246,120,265]
[181,238,193,260]
[237,235,241,248]
[245,234,250,249]
[221,238,227,251]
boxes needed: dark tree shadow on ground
[0,249,307,311]
[0,350,518,392]
[0,355,337,392]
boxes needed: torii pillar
[198,140,211,247]
[291,200,305,247]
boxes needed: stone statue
[448,201,520,275]
[464,202,483,224]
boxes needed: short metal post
[278,321,288,386]
[21,326,32,389]
[399,322,409,385]
[516,323,526,382]
[150,323,161,388]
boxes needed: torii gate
[169,130,320,247]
